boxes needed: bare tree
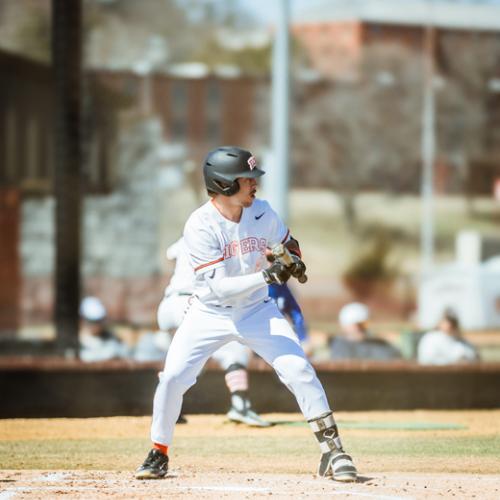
[438,32,500,210]
[292,44,423,229]
[84,0,193,67]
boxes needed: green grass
[285,420,467,430]
[0,438,146,470]
[1,434,499,470]
[350,435,500,457]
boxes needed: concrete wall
[1,358,499,417]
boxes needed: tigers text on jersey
[183,198,289,309]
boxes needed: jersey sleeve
[183,217,225,276]
[165,237,183,261]
[262,201,290,247]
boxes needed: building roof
[294,0,500,32]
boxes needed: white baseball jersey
[163,238,194,297]
[183,198,289,309]
[157,236,251,368]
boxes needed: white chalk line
[179,486,414,499]
[179,481,413,500]
[324,491,413,500]
[35,472,69,482]
[303,477,445,495]
[24,474,430,497]
[0,491,19,500]
[0,472,430,500]
[298,483,414,500]
[11,471,497,500]
[177,485,270,493]
[0,483,414,500]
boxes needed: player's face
[235,177,257,207]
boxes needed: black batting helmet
[203,146,265,196]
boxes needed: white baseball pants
[151,297,330,446]
[157,293,250,369]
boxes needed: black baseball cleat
[176,413,188,424]
[135,448,169,479]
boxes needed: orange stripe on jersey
[280,229,290,244]
[194,257,224,272]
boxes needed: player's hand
[265,248,275,263]
[263,261,292,285]
[290,255,307,281]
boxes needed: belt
[164,292,192,298]
[214,298,272,309]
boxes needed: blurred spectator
[418,308,480,365]
[330,302,401,361]
[133,330,172,362]
[79,296,130,362]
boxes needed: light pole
[264,0,290,222]
[420,3,436,275]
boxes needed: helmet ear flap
[212,178,240,196]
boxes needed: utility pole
[52,0,83,356]
[264,0,290,222]
[420,3,436,275]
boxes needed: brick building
[292,0,500,193]
[292,0,500,80]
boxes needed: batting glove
[263,261,292,285]
[290,255,307,280]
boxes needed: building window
[170,81,187,140]
[26,115,38,178]
[123,76,139,98]
[171,81,187,110]
[205,80,221,144]
[4,107,17,182]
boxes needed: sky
[238,0,318,24]
[239,0,500,24]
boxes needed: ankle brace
[308,411,344,454]
[230,391,250,412]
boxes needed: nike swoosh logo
[255,212,265,220]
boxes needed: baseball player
[136,146,357,482]
[157,236,270,427]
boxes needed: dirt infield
[1,411,500,498]
[2,470,500,499]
